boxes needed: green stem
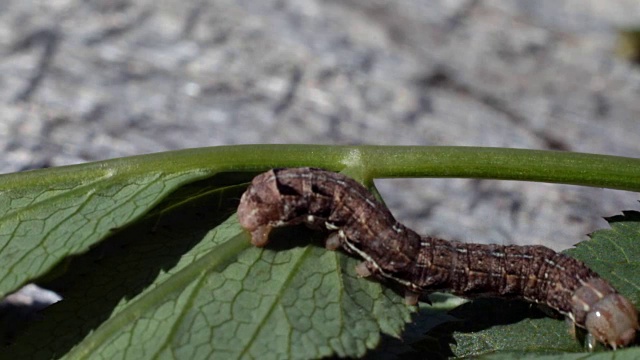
[2,145,640,191]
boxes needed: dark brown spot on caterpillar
[237,167,639,349]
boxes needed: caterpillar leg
[325,232,342,250]
[249,226,272,247]
[404,290,420,306]
[565,317,577,339]
[355,261,375,277]
[586,332,598,352]
[354,261,422,306]
[564,317,587,349]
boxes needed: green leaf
[6,178,411,359]
[424,211,640,359]
[566,211,640,298]
[0,168,201,299]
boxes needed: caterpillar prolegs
[237,167,638,349]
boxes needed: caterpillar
[237,167,638,349]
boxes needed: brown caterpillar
[237,167,638,349]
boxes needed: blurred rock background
[1,0,640,253]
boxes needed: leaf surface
[6,180,411,360]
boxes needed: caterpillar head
[585,292,638,349]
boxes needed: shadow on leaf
[369,297,556,359]
[3,172,254,359]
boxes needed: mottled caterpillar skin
[237,167,639,349]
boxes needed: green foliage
[0,145,639,359]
